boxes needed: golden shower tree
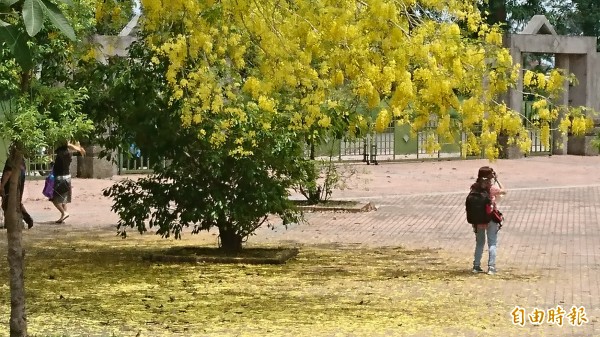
[139,0,587,157]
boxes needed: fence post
[393,126,396,160]
[118,151,123,175]
[416,130,420,159]
[370,143,378,165]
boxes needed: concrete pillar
[566,53,599,156]
[591,53,600,121]
[553,54,570,155]
[569,54,588,107]
[508,44,524,114]
[77,145,117,179]
[502,37,527,159]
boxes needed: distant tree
[483,0,600,50]
[480,0,508,27]
[555,0,600,50]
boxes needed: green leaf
[54,0,72,5]
[0,26,33,70]
[0,99,17,121]
[23,0,45,37]
[0,20,10,27]
[0,0,19,6]
[39,0,75,41]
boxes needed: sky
[133,0,141,15]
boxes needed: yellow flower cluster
[139,0,592,158]
[522,67,594,149]
[460,97,484,129]
[545,69,565,93]
[524,69,562,93]
[540,123,550,149]
[375,109,391,133]
[423,132,441,154]
[80,48,97,62]
[462,133,481,157]
[571,116,594,135]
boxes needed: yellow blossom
[139,0,593,159]
[258,96,276,113]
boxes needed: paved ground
[4,154,600,336]
[255,155,600,337]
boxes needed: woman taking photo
[471,166,506,275]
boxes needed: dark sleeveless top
[53,145,72,176]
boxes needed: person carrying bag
[466,166,506,275]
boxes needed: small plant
[295,141,358,205]
[104,128,307,253]
[592,131,600,152]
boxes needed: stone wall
[567,126,600,156]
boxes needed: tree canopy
[136,0,587,157]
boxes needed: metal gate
[523,100,552,155]
[311,122,467,164]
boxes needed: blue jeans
[473,221,499,269]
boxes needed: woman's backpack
[465,190,491,225]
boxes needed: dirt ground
[11,154,599,230]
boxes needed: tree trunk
[306,144,321,204]
[218,225,243,253]
[482,0,507,26]
[307,187,321,205]
[5,149,27,337]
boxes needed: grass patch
[0,231,545,336]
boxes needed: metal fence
[26,155,53,177]
[306,100,553,162]
[312,125,549,163]
[117,152,154,174]
[25,149,53,178]
[529,128,551,154]
[311,124,468,164]
[23,147,156,177]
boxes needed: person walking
[51,141,85,223]
[471,166,506,275]
[0,156,34,229]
